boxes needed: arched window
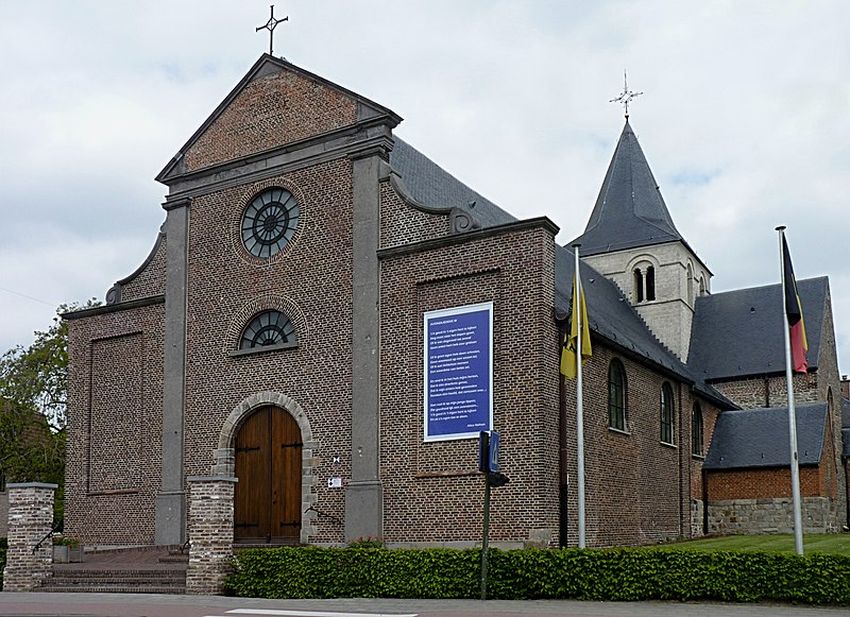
[646,266,656,301]
[608,359,627,431]
[660,382,675,444]
[691,403,704,456]
[699,276,706,296]
[633,268,644,303]
[240,310,297,350]
[687,263,694,305]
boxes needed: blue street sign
[488,431,501,472]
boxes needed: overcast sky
[0,1,847,375]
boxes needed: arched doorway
[234,406,302,544]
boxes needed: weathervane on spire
[256,4,288,56]
[610,70,643,119]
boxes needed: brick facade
[62,54,848,555]
[558,345,722,546]
[65,302,165,545]
[379,212,559,546]
[184,69,357,173]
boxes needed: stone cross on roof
[609,70,643,118]
[256,4,289,56]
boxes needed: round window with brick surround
[241,187,300,258]
[240,310,297,350]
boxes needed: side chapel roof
[570,120,685,257]
[688,277,829,381]
[704,403,827,470]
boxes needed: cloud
[0,0,847,371]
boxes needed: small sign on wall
[327,477,342,489]
[423,302,493,441]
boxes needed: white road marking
[222,610,418,617]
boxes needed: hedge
[225,546,850,605]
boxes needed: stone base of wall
[708,497,839,535]
[690,499,704,537]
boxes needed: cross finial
[609,70,643,119]
[256,4,289,56]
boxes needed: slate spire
[572,120,682,256]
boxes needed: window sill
[608,427,631,436]
[228,341,299,357]
[691,453,705,460]
[660,441,677,449]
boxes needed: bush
[225,546,850,605]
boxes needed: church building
[62,54,849,549]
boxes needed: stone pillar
[156,197,191,545]
[2,483,57,592]
[186,476,237,595]
[346,147,386,542]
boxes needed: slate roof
[570,120,684,257]
[688,277,828,381]
[704,404,827,470]
[389,138,516,229]
[391,137,734,410]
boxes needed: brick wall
[561,347,702,546]
[379,180,449,249]
[184,69,357,172]
[379,220,558,547]
[707,467,823,500]
[186,477,236,595]
[64,303,164,545]
[182,160,355,546]
[2,484,56,591]
[814,295,847,524]
[712,373,819,410]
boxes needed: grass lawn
[660,534,850,555]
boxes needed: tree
[0,300,98,523]
[0,300,97,431]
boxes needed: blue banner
[423,302,493,441]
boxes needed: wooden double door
[234,406,302,544]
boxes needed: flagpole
[572,243,586,549]
[776,225,804,556]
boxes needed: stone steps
[39,546,188,594]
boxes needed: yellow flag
[560,274,592,379]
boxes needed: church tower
[572,120,711,360]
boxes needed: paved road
[1,594,849,617]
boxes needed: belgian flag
[782,235,808,373]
